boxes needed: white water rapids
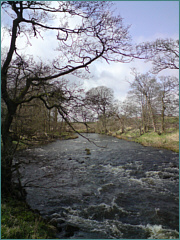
[13,134,179,239]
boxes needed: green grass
[1,197,57,239]
[165,116,179,124]
[135,130,179,152]
[115,129,179,153]
[13,140,28,150]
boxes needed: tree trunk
[146,96,157,132]
[1,107,17,195]
[161,96,166,133]
[142,106,147,133]
[1,134,15,195]
[103,117,108,133]
[141,100,148,134]
[149,106,157,132]
[53,108,58,132]
[121,118,125,134]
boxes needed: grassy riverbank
[1,133,78,239]
[110,129,179,153]
[1,197,57,239]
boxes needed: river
[14,133,179,239]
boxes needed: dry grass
[112,129,179,153]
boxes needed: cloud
[2,1,178,103]
[82,52,179,102]
[82,61,134,101]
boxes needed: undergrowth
[1,197,57,239]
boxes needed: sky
[115,1,179,42]
[84,0,179,101]
[1,1,179,101]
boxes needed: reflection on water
[14,134,179,239]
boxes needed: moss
[85,148,91,155]
[1,197,57,239]
[63,134,78,140]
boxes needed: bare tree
[129,70,179,133]
[1,1,133,194]
[130,71,161,132]
[85,86,114,133]
[135,38,179,73]
[158,76,179,132]
[113,100,128,134]
[113,96,142,136]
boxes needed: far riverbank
[108,129,179,153]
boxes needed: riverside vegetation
[1,197,57,239]
[112,117,179,153]
[74,116,179,153]
[1,131,77,239]
[115,130,179,153]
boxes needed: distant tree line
[7,73,178,138]
[80,73,179,134]
[116,73,179,135]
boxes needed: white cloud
[82,53,179,102]
[82,61,133,101]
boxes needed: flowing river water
[14,133,179,239]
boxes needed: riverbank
[1,196,58,239]
[109,129,179,153]
[1,132,78,239]
[14,132,78,151]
